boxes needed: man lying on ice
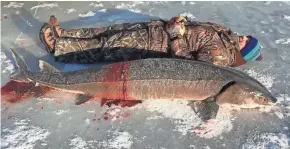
[40,15,262,67]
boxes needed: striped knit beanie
[240,36,262,61]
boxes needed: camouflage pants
[53,21,170,64]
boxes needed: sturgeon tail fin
[9,48,30,82]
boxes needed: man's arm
[231,50,247,67]
[170,38,193,59]
[209,48,236,66]
[197,47,247,67]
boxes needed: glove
[166,16,187,40]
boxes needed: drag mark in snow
[233,2,242,13]
[13,1,42,46]
[32,1,43,17]
[14,32,24,44]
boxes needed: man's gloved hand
[166,16,187,40]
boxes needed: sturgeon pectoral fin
[188,97,219,121]
[75,94,94,105]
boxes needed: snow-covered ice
[1,1,290,149]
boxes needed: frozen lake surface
[1,1,290,149]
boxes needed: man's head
[238,36,263,61]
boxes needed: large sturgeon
[9,48,277,121]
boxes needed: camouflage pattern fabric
[54,21,171,64]
[169,21,240,66]
[52,17,240,66]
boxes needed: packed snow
[1,1,290,149]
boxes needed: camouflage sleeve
[210,48,236,66]
[196,49,236,67]
[170,38,193,59]
[61,23,148,39]
[197,33,237,67]
[166,16,187,39]
[167,17,193,59]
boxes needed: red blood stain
[123,113,131,119]
[120,100,142,107]
[40,106,44,109]
[100,98,142,108]
[1,80,54,104]
[2,80,140,122]
[103,115,109,120]
[7,115,13,119]
[1,81,36,103]
[102,62,135,100]
[100,99,107,107]
[99,62,142,121]
[103,112,111,120]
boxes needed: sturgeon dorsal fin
[39,60,60,72]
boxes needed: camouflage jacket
[168,20,240,66]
